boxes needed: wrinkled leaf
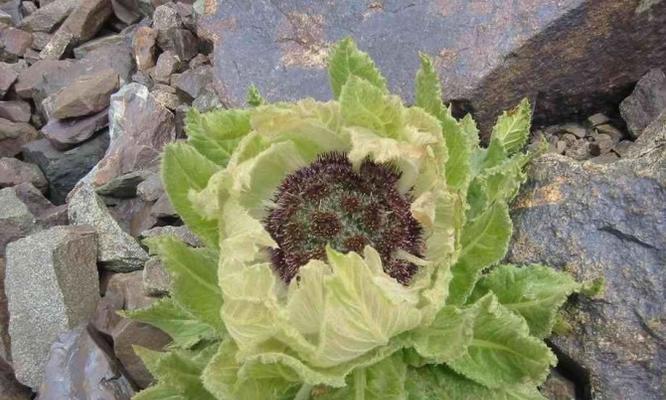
[329,37,387,99]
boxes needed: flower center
[264,153,424,285]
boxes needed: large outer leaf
[146,236,224,333]
[126,298,216,348]
[468,265,580,338]
[411,305,476,363]
[448,203,512,304]
[162,142,219,247]
[447,295,556,389]
[491,98,531,156]
[405,365,547,400]
[415,53,444,121]
[328,37,387,99]
[185,108,251,167]
[340,76,404,137]
[133,385,185,400]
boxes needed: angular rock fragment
[68,183,148,271]
[18,0,76,33]
[5,225,99,389]
[51,68,119,119]
[140,225,202,248]
[162,27,197,61]
[142,257,169,296]
[0,100,30,122]
[95,169,149,197]
[11,182,68,226]
[0,62,19,97]
[132,25,156,71]
[0,358,32,400]
[59,0,113,44]
[38,29,72,60]
[41,107,108,149]
[620,68,666,139]
[0,118,38,157]
[72,33,123,58]
[0,187,35,257]
[0,27,32,61]
[135,171,162,201]
[151,49,181,83]
[22,133,109,204]
[172,64,212,100]
[38,324,136,400]
[0,0,21,26]
[0,157,47,192]
[152,3,179,48]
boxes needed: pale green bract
[127,38,580,399]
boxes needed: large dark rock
[22,132,109,204]
[38,324,136,400]
[201,1,666,132]
[41,107,109,150]
[58,0,113,44]
[620,68,666,139]
[18,0,76,33]
[507,113,666,400]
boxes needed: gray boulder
[620,68,666,139]
[507,113,666,400]
[5,225,99,389]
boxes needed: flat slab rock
[507,114,666,400]
[201,0,666,131]
[5,225,100,390]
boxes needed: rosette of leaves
[128,38,580,400]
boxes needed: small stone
[163,28,197,61]
[590,152,620,164]
[18,0,76,33]
[68,184,149,271]
[136,171,162,201]
[12,183,68,226]
[111,318,170,389]
[6,225,99,389]
[142,257,169,296]
[38,324,135,400]
[21,133,109,204]
[20,1,37,16]
[0,187,35,258]
[0,157,47,192]
[96,169,150,197]
[152,3,180,48]
[0,100,30,122]
[51,68,119,119]
[41,107,108,150]
[0,0,20,25]
[613,140,634,157]
[30,31,51,50]
[88,83,175,187]
[564,139,590,161]
[22,48,40,64]
[593,133,614,154]
[188,53,208,69]
[151,86,180,110]
[620,68,666,138]
[90,295,123,337]
[0,28,32,61]
[0,62,19,97]
[72,33,123,58]
[192,89,220,112]
[131,69,153,88]
[59,0,113,44]
[560,133,577,146]
[140,225,202,247]
[151,49,181,83]
[586,112,610,127]
[105,196,158,237]
[595,123,624,142]
[0,10,12,25]
[132,25,156,71]
[560,122,587,139]
[0,118,38,157]
[0,358,32,400]
[150,192,176,219]
[110,0,141,25]
[172,64,212,100]
[38,29,72,60]
[540,369,576,400]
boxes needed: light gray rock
[142,257,169,296]
[68,184,148,271]
[5,225,99,389]
[136,171,163,201]
[140,225,202,247]
[37,324,136,400]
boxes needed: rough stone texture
[541,369,577,400]
[142,256,169,296]
[0,117,38,157]
[18,0,76,32]
[51,68,119,119]
[152,3,180,48]
[0,100,31,122]
[37,324,136,400]
[172,64,212,100]
[0,0,21,25]
[151,49,181,83]
[150,191,175,219]
[96,169,149,197]
[59,0,113,44]
[0,258,11,362]
[110,0,142,25]
[68,183,148,271]
[41,107,108,149]
[72,33,123,58]
[0,61,19,97]
[0,186,36,258]
[507,114,666,400]
[620,68,666,139]
[105,196,157,237]
[0,27,32,61]
[21,133,109,204]
[203,1,666,131]
[162,27,197,62]
[135,170,162,201]
[140,224,202,247]
[151,86,180,110]
[5,225,99,389]
[88,83,175,188]
[38,29,72,60]
[11,182,68,227]
[0,157,47,192]
[132,25,156,71]
[0,358,32,400]
[111,318,170,389]
[30,31,52,50]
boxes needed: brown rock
[111,319,170,388]
[0,100,30,122]
[0,157,47,192]
[0,118,38,157]
[109,0,141,25]
[135,171,162,201]
[30,31,51,50]
[151,49,181,83]
[172,64,212,100]
[12,183,68,226]
[37,324,136,400]
[152,3,180,48]
[150,192,176,219]
[38,29,72,60]
[20,1,37,16]
[41,107,108,150]
[14,59,72,99]
[620,68,666,139]
[0,28,32,60]
[132,26,156,71]
[540,369,577,400]
[51,69,119,119]
[0,62,19,97]
[72,33,123,58]
[151,86,180,110]
[0,187,36,259]
[18,0,76,33]
[163,28,197,61]
[59,0,112,44]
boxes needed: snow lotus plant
[128,38,580,400]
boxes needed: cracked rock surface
[507,112,666,400]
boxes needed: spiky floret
[265,153,423,284]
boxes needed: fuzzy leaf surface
[329,37,387,99]
[491,98,531,156]
[185,108,251,167]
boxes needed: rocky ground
[0,1,664,399]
